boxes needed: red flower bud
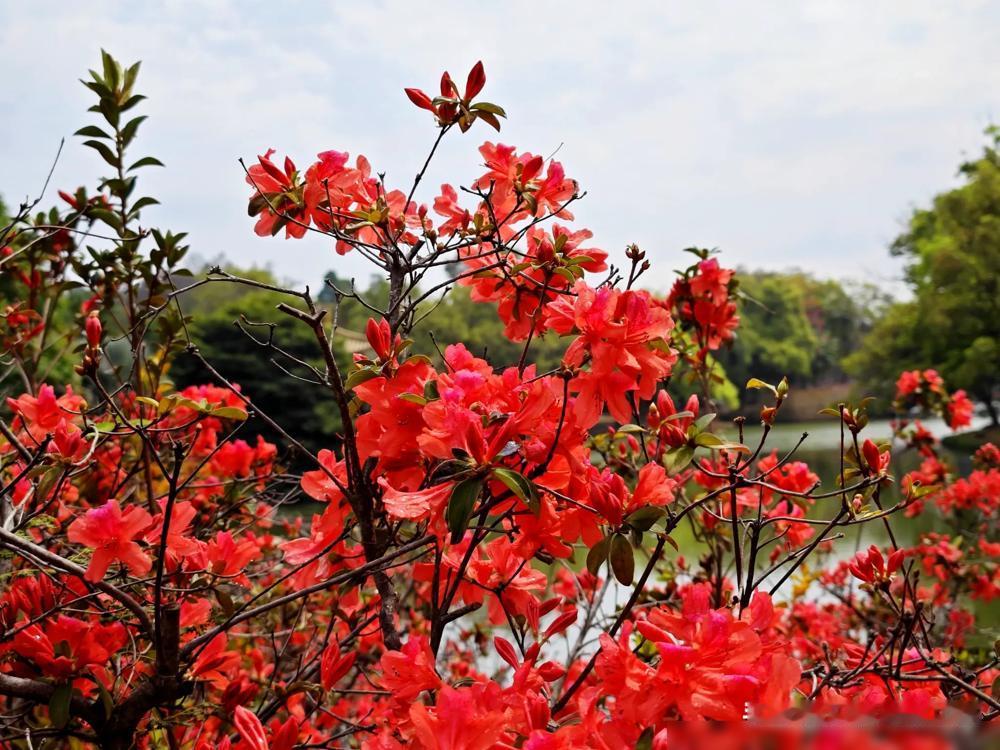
[365,317,393,361]
[85,311,102,348]
[862,439,885,474]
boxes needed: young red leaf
[465,61,486,100]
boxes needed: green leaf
[89,208,122,233]
[83,139,120,168]
[74,124,112,139]
[214,588,235,617]
[49,683,72,729]
[211,406,248,421]
[692,412,717,432]
[746,378,777,396]
[123,61,142,94]
[99,97,120,128]
[694,432,725,448]
[609,534,635,585]
[423,379,440,401]
[625,506,665,532]
[491,467,539,514]
[586,535,611,576]
[128,196,160,219]
[397,392,427,406]
[552,266,577,283]
[101,49,121,91]
[615,424,647,435]
[127,156,164,171]
[635,727,655,750]
[97,681,114,720]
[471,102,507,117]
[663,445,695,474]
[344,368,378,390]
[664,410,695,422]
[447,478,483,543]
[776,376,790,398]
[119,93,147,112]
[120,115,147,145]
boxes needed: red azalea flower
[66,500,153,581]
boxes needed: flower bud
[85,311,102,348]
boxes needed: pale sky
[2,1,998,295]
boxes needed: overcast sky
[2,1,998,294]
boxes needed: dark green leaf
[663,445,695,474]
[120,94,147,112]
[491,467,539,514]
[625,506,665,532]
[609,534,635,585]
[128,196,160,219]
[89,208,123,233]
[447,478,483,543]
[120,115,147,145]
[49,683,72,729]
[97,682,114,719]
[586,535,611,576]
[83,139,120,168]
[128,156,164,171]
[74,125,112,139]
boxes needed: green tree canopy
[846,128,1000,423]
[717,271,883,395]
[169,265,349,454]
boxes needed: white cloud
[1,0,997,295]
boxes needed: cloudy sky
[2,1,998,294]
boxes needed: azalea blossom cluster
[0,53,997,750]
[894,368,975,431]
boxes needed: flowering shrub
[0,53,997,749]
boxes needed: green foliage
[718,271,882,396]
[323,273,566,372]
[847,127,1000,423]
[411,285,565,370]
[169,265,349,453]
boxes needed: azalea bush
[0,52,997,749]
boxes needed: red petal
[404,87,435,111]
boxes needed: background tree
[169,264,349,454]
[716,271,884,416]
[847,128,1000,424]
